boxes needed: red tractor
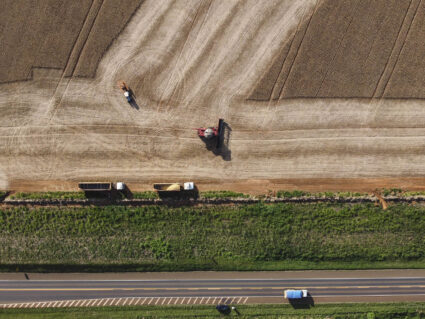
[117,81,132,103]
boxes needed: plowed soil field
[1,0,425,192]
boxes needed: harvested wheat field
[0,0,425,193]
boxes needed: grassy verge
[200,190,250,198]
[1,303,425,318]
[1,202,425,271]
[275,189,425,198]
[9,192,87,200]
[131,191,158,199]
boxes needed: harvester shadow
[200,121,232,161]
[288,295,315,309]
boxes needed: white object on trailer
[115,182,125,190]
[183,182,194,190]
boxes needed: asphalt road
[1,277,425,304]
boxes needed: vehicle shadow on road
[288,295,315,309]
[200,121,232,161]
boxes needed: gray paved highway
[1,277,425,304]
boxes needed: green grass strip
[200,190,250,198]
[1,202,425,271]
[9,192,87,200]
[1,303,425,318]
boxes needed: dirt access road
[1,0,425,193]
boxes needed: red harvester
[196,119,224,148]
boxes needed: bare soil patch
[0,0,425,190]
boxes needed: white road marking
[130,297,137,305]
[0,295,258,308]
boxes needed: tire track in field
[372,0,420,98]
[314,0,360,97]
[380,0,422,98]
